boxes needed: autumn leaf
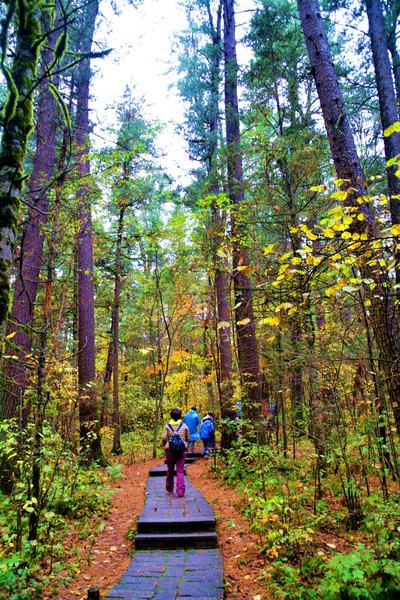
[391,224,400,236]
[325,287,336,298]
[330,190,348,201]
[263,243,275,255]
[386,154,400,167]
[384,121,400,137]
[237,318,250,326]
[260,316,280,326]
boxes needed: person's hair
[208,412,214,417]
[191,406,197,411]
[170,408,182,420]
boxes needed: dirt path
[43,458,270,600]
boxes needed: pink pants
[165,449,186,497]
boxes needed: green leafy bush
[0,419,113,599]
[317,545,400,599]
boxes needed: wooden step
[134,531,218,550]
[137,516,215,534]
[149,465,187,477]
[164,456,196,464]
[186,452,204,459]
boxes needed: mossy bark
[1,10,60,420]
[0,3,44,333]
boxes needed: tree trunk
[297,0,400,436]
[223,0,263,436]
[74,0,103,462]
[1,11,59,420]
[100,340,113,428]
[386,3,400,109]
[0,3,45,331]
[111,208,124,455]
[365,0,400,282]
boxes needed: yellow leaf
[333,178,349,186]
[278,264,290,275]
[290,227,298,233]
[217,321,230,330]
[309,184,327,192]
[291,256,302,265]
[325,287,336,298]
[384,121,400,137]
[341,231,352,239]
[343,216,353,225]
[276,302,293,312]
[260,316,280,327]
[288,306,298,315]
[391,224,400,236]
[328,206,343,219]
[6,331,16,339]
[280,251,293,263]
[333,222,347,232]
[139,348,152,355]
[263,243,275,255]
[237,318,250,326]
[330,191,348,201]
[305,230,318,241]
[321,228,335,238]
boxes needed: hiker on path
[184,406,200,452]
[200,413,215,457]
[208,412,216,453]
[162,408,190,497]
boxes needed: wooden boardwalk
[104,454,224,600]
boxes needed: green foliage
[105,464,124,480]
[0,420,113,599]
[219,439,400,598]
[268,561,318,599]
[317,545,400,599]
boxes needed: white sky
[91,0,257,185]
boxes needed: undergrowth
[219,438,400,599]
[0,420,114,600]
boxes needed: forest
[0,0,400,597]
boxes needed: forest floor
[42,456,270,600]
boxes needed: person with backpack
[208,412,216,453]
[161,408,190,497]
[183,406,200,452]
[200,413,215,458]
